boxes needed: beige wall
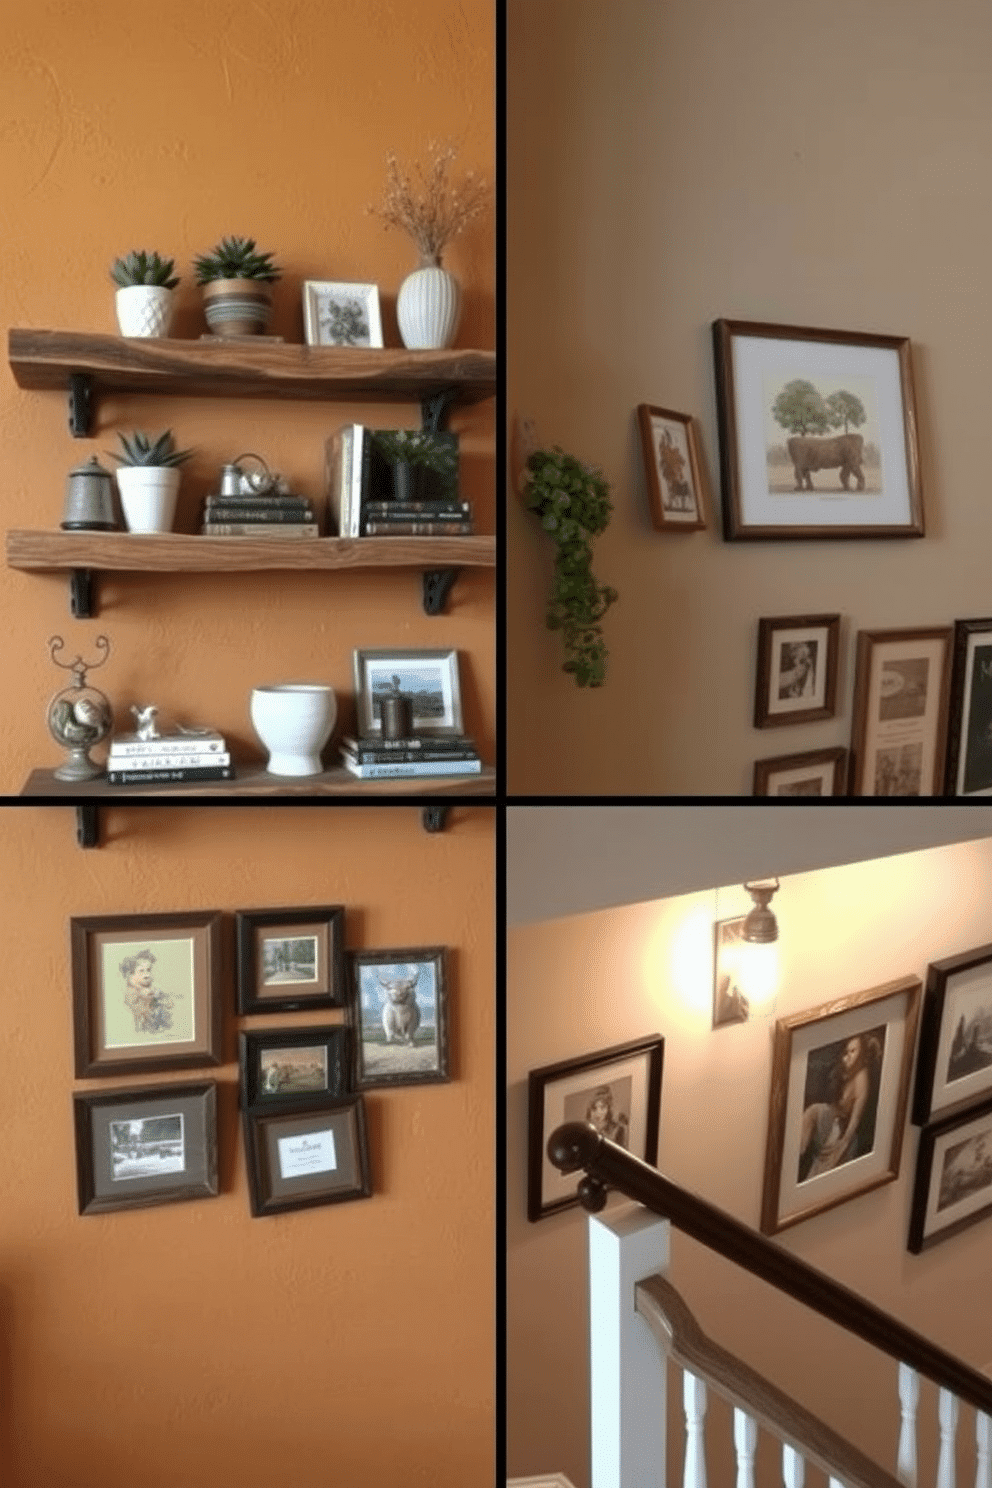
[507,824,992,1486]
[507,0,992,794]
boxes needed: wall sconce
[713,878,780,1028]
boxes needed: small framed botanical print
[636,403,707,531]
[235,906,346,1015]
[239,1026,351,1108]
[73,1081,218,1216]
[754,614,841,727]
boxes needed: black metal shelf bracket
[420,389,455,435]
[70,568,95,619]
[76,805,99,848]
[68,374,93,438]
[421,806,448,833]
[422,567,459,616]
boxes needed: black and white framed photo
[73,1081,218,1216]
[908,1096,992,1253]
[243,1095,372,1218]
[754,614,841,727]
[849,627,952,796]
[752,747,848,797]
[235,906,346,1015]
[349,947,449,1089]
[239,1026,351,1107]
[526,1035,664,1222]
[302,280,383,348]
[913,943,992,1124]
[352,647,464,738]
[945,618,992,796]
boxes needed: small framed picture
[908,1097,992,1253]
[349,947,449,1089]
[912,944,992,1125]
[302,280,383,348]
[760,976,921,1235]
[243,1095,372,1217]
[712,318,924,540]
[753,747,848,797]
[713,916,748,1028]
[848,627,953,796]
[235,906,346,1015]
[239,1026,351,1108]
[944,618,992,796]
[527,1035,665,1222]
[70,912,223,1078]
[754,614,841,727]
[352,648,464,738]
[635,404,707,532]
[73,1081,218,1216]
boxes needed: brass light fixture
[738,878,780,1013]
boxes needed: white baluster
[937,1388,960,1488]
[976,1410,991,1488]
[733,1408,757,1488]
[897,1363,920,1488]
[683,1370,708,1488]
[828,1478,846,1488]
[782,1442,805,1488]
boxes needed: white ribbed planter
[115,285,177,338]
[115,466,182,533]
[396,264,461,349]
[250,684,337,776]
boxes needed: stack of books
[361,500,474,537]
[325,424,474,537]
[105,729,234,786]
[338,733,482,780]
[200,490,319,537]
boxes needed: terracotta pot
[201,278,274,337]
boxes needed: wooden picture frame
[527,1035,665,1222]
[944,618,992,796]
[848,628,952,796]
[349,946,450,1089]
[754,614,841,727]
[908,1096,992,1253]
[301,280,383,348]
[70,911,223,1078]
[760,976,921,1235]
[235,905,346,1015]
[712,318,924,540]
[635,403,707,531]
[73,1081,218,1216]
[239,1026,351,1108]
[352,648,464,738]
[912,944,992,1125]
[752,747,848,797]
[243,1095,372,1217]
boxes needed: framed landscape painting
[352,648,464,738]
[235,906,346,1015]
[945,618,992,796]
[913,944,992,1124]
[73,1081,218,1216]
[635,403,707,532]
[239,1026,351,1108]
[908,1096,992,1253]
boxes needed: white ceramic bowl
[250,683,336,776]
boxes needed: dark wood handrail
[548,1121,992,1416]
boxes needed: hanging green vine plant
[522,446,618,687]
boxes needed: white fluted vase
[396,261,461,349]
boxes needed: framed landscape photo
[912,944,992,1124]
[302,280,383,348]
[754,614,840,727]
[243,1094,372,1217]
[239,1026,351,1108]
[848,628,953,796]
[73,1081,218,1216]
[908,1096,992,1253]
[349,946,449,1089]
[944,618,992,796]
[760,976,921,1235]
[636,403,707,532]
[70,911,223,1079]
[353,648,464,738]
[712,319,924,540]
[527,1035,665,1222]
[753,747,848,797]
[235,906,345,1015]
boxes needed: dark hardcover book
[340,756,482,780]
[201,505,314,523]
[362,520,474,536]
[340,734,476,754]
[205,493,312,510]
[340,745,480,766]
[360,501,472,517]
[106,765,236,785]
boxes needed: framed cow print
[712,319,924,540]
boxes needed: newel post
[588,1202,671,1488]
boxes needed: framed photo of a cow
[349,946,450,1089]
[636,403,708,532]
[712,319,924,540]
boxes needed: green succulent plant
[193,236,281,284]
[110,250,180,289]
[107,430,194,468]
[523,445,618,688]
[371,428,458,478]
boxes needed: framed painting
[349,947,449,1089]
[352,648,464,739]
[912,944,992,1124]
[70,911,223,1078]
[239,1026,351,1108]
[760,975,921,1235]
[635,403,707,532]
[713,915,748,1028]
[73,1081,218,1216]
[753,747,848,797]
[908,1097,992,1253]
[527,1035,665,1222]
[712,318,924,540]
[235,905,345,1015]
[848,628,952,796]
[754,614,841,727]
[944,618,992,796]
[243,1095,372,1217]
[302,280,383,348]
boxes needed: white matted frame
[635,403,707,532]
[849,627,953,796]
[754,614,840,727]
[908,1096,992,1253]
[302,280,383,348]
[753,747,848,797]
[352,647,463,737]
[912,943,992,1124]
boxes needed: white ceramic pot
[396,264,461,349]
[115,466,182,533]
[115,285,177,338]
[250,684,337,776]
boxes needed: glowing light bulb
[736,939,779,1011]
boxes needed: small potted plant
[110,250,180,338]
[107,430,193,533]
[193,235,281,337]
[371,428,458,502]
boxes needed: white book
[108,750,232,770]
[110,732,227,758]
[340,756,482,779]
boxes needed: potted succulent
[193,235,281,337]
[107,430,193,533]
[371,428,458,502]
[110,250,180,338]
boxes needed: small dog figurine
[131,704,160,741]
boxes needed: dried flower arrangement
[369,142,487,266]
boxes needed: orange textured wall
[0,802,494,1488]
[0,0,494,788]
